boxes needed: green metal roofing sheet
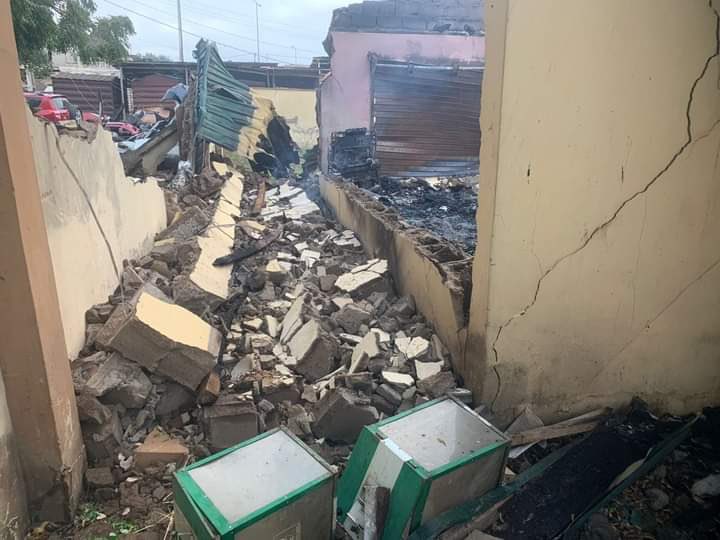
[195,39,256,151]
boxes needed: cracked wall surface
[468,0,720,422]
[28,112,167,359]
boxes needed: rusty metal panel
[51,73,121,116]
[372,62,482,177]
[130,73,182,111]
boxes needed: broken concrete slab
[417,371,456,398]
[350,331,382,374]
[155,382,195,416]
[266,259,292,285]
[313,387,379,443]
[86,467,114,489]
[335,259,390,297]
[96,286,221,390]
[79,352,152,409]
[415,359,443,381]
[334,303,372,335]
[377,384,402,406]
[280,294,307,344]
[202,395,259,450]
[156,206,210,242]
[396,336,431,361]
[265,315,279,338]
[76,393,113,425]
[197,371,221,405]
[135,428,189,470]
[381,370,414,388]
[287,319,338,381]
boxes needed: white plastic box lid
[187,429,331,524]
[377,398,506,471]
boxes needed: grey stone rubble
[71,173,473,521]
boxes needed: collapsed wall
[27,112,167,358]
[319,176,471,373]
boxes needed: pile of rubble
[68,163,472,529]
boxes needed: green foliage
[129,52,173,62]
[10,0,135,77]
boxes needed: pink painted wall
[319,30,485,172]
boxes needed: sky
[94,0,346,65]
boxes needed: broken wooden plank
[554,407,611,427]
[510,421,600,447]
[252,178,267,215]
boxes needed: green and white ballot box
[173,427,336,539]
[337,396,510,539]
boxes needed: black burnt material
[495,400,681,539]
[372,177,477,254]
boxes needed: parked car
[104,121,141,141]
[24,92,81,123]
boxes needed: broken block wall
[467,0,720,422]
[27,112,167,359]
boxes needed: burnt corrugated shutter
[130,74,181,111]
[51,74,121,116]
[372,62,482,177]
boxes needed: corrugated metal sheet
[130,73,181,110]
[372,62,483,177]
[51,72,121,116]
[195,39,256,151]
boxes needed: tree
[129,52,173,62]
[10,0,135,76]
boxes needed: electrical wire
[100,0,275,61]
[121,0,318,58]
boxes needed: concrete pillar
[0,0,85,521]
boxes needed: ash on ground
[367,176,478,254]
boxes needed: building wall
[27,112,167,359]
[319,31,485,171]
[253,88,319,151]
[468,0,720,422]
[0,370,28,539]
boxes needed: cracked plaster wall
[468,0,720,422]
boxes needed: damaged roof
[195,39,257,151]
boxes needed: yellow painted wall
[468,0,720,421]
[254,88,318,151]
[28,112,167,359]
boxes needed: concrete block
[86,467,114,488]
[335,259,389,297]
[402,16,428,31]
[156,206,210,242]
[288,319,338,381]
[96,286,220,390]
[74,351,152,409]
[377,384,402,406]
[155,382,195,416]
[313,388,379,443]
[202,396,259,450]
[350,331,382,373]
[82,408,122,463]
[417,371,456,398]
[135,428,189,470]
[280,294,308,343]
[197,370,221,405]
[334,303,372,334]
[351,13,378,27]
[381,370,414,388]
[415,359,443,380]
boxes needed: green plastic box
[174,427,336,539]
[337,396,509,539]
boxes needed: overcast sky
[95,0,345,65]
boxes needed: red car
[24,92,81,123]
